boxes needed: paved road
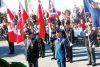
[0,41,100,67]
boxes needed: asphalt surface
[0,41,100,67]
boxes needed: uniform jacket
[89,30,97,45]
[27,39,39,62]
[55,37,67,60]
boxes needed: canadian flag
[7,8,14,20]
[19,2,28,23]
[7,8,16,42]
[16,2,25,43]
[22,9,28,23]
[16,18,24,43]
[37,0,46,39]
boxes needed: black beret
[89,24,92,26]
[56,29,62,33]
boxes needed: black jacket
[63,28,74,43]
[27,39,39,62]
[89,30,97,45]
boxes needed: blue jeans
[57,59,66,67]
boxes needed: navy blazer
[55,37,67,60]
[27,39,39,62]
[89,30,97,45]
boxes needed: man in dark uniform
[7,32,14,55]
[27,32,39,67]
[50,30,56,60]
[39,38,45,58]
[85,24,97,66]
[7,30,14,54]
[65,21,74,63]
[8,41,14,54]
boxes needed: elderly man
[85,24,97,66]
[55,29,67,67]
[26,32,39,67]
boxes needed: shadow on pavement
[95,63,100,66]
[73,46,100,65]
[45,54,53,57]
[0,44,25,58]
[73,58,88,62]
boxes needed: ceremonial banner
[7,8,16,42]
[83,0,100,27]
[37,0,45,39]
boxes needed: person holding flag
[85,24,97,66]
[36,0,46,58]
[83,0,100,66]
[7,8,15,54]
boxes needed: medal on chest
[30,42,34,49]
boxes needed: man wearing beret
[65,21,74,63]
[26,32,39,67]
[85,24,97,66]
[55,29,67,67]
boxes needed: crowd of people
[0,5,100,67]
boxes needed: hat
[52,29,56,34]
[56,29,62,33]
[26,29,33,35]
[26,31,33,35]
[89,23,92,26]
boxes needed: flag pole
[25,0,28,12]
[25,0,29,24]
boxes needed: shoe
[9,52,14,54]
[70,60,73,63]
[42,56,45,58]
[92,63,96,66]
[67,58,70,62]
[87,63,92,65]
[51,57,55,60]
